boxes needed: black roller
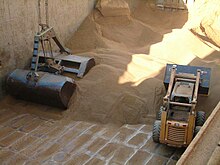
[6,69,76,109]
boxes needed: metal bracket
[26,71,39,82]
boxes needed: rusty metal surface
[38,53,96,78]
[6,69,76,109]
[57,54,96,78]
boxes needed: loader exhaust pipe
[6,69,76,109]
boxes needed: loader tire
[194,126,202,137]
[153,120,161,143]
[156,106,164,120]
[196,111,206,126]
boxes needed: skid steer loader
[6,0,95,109]
[152,64,211,147]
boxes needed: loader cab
[167,81,195,122]
[171,81,194,104]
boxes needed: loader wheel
[156,106,164,120]
[196,111,206,126]
[152,120,161,143]
[194,126,202,137]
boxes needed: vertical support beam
[160,111,167,142]
[187,114,195,145]
[164,65,176,100]
[192,70,201,103]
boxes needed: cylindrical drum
[6,69,76,109]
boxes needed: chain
[45,0,49,26]
[37,0,53,58]
[38,0,49,29]
[38,0,41,32]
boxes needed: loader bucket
[164,64,211,95]
[6,69,76,109]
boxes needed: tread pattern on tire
[196,111,206,126]
[194,126,201,137]
[156,106,164,120]
[153,120,161,143]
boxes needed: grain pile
[64,0,220,125]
